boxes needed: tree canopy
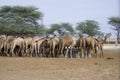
[0,6,43,35]
[48,23,75,36]
[76,20,103,36]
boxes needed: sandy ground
[0,52,120,80]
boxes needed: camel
[49,35,59,57]
[4,35,16,56]
[31,36,43,57]
[11,37,25,56]
[76,35,86,58]
[24,37,33,56]
[0,35,7,56]
[36,38,45,57]
[58,36,74,58]
[85,35,97,58]
[95,36,104,57]
[39,37,51,57]
[85,35,106,58]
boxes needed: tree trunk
[117,29,120,44]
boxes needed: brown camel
[28,36,44,57]
[37,38,46,57]
[76,35,86,58]
[4,35,16,56]
[95,36,104,57]
[86,35,106,58]
[58,36,74,58]
[85,35,97,58]
[24,37,33,56]
[49,35,59,57]
[39,37,51,57]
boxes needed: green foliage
[36,25,47,34]
[108,17,120,30]
[0,6,43,35]
[48,23,75,36]
[76,20,102,36]
[61,23,75,34]
[47,24,61,34]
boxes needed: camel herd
[0,34,105,58]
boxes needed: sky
[0,0,119,38]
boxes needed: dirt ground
[0,52,120,80]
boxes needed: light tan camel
[49,35,59,57]
[86,35,106,58]
[58,36,74,58]
[85,35,96,58]
[24,37,33,56]
[76,35,86,58]
[0,35,7,56]
[4,35,16,56]
[11,37,25,56]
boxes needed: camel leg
[55,47,58,57]
[41,48,44,57]
[81,48,84,58]
[49,48,52,57]
[51,44,56,57]
[70,48,73,58]
[25,44,28,56]
[100,46,103,58]
[94,47,97,57]
[65,48,69,58]
[84,50,87,58]
[77,48,80,58]
[43,48,45,57]
[52,47,55,57]
[35,44,37,57]
[86,47,88,58]
[21,43,24,57]
[95,45,99,57]
[88,48,91,58]
[89,50,92,58]
[7,49,10,56]
[61,44,65,57]
[11,45,15,57]
[0,48,2,56]
[37,44,40,57]
[39,47,42,57]
[18,46,21,56]
[49,46,52,57]
[21,49,24,57]
[4,45,10,56]
[0,50,3,56]
[83,47,87,58]
[30,45,34,57]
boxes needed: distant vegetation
[0,6,120,41]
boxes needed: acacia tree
[108,17,120,43]
[76,20,103,36]
[0,6,43,35]
[48,23,75,37]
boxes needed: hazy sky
[0,0,119,38]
